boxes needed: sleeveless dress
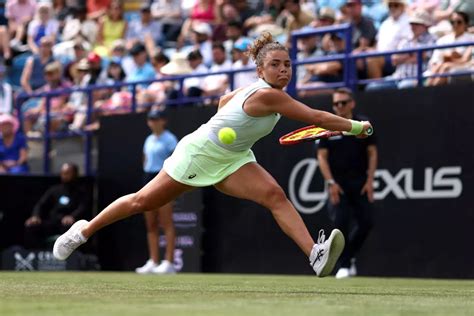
[163,79,281,186]
[102,17,126,49]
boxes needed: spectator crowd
[0,0,473,174]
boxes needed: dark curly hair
[247,32,288,67]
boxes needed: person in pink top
[5,0,37,57]
[177,0,217,48]
[6,0,37,35]
[190,0,215,23]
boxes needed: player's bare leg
[54,170,192,260]
[214,162,344,276]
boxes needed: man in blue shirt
[126,4,162,46]
[125,42,156,85]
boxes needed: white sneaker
[53,220,88,260]
[135,259,159,274]
[309,229,345,277]
[152,260,176,274]
[335,267,351,279]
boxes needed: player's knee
[261,185,288,209]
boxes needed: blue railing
[17,24,474,175]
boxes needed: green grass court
[1,272,473,316]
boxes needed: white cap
[192,22,212,37]
[409,10,432,26]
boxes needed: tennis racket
[279,125,373,145]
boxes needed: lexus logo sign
[288,158,327,214]
[288,158,463,215]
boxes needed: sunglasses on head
[450,19,464,25]
[333,99,352,107]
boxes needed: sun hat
[0,113,19,134]
[160,52,192,75]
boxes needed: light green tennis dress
[163,79,281,186]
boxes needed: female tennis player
[54,32,372,277]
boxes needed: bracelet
[350,120,363,135]
[326,179,336,186]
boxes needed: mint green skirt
[163,129,256,187]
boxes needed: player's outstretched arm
[255,89,371,134]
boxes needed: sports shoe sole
[318,229,345,277]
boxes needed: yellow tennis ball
[218,127,237,145]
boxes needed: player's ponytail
[247,32,288,66]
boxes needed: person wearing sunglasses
[317,87,378,279]
[366,9,436,90]
[427,11,474,86]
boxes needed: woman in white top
[53,32,373,277]
[27,2,59,54]
[427,11,474,86]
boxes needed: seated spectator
[151,0,183,44]
[125,42,156,85]
[23,61,72,134]
[105,57,127,84]
[143,51,170,103]
[284,0,315,47]
[24,162,89,249]
[20,36,56,94]
[223,20,246,58]
[67,58,93,131]
[27,2,59,55]
[126,4,162,48]
[244,0,285,34]
[433,0,474,31]
[232,38,257,89]
[61,5,98,46]
[183,50,208,98]
[180,22,214,67]
[0,26,12,62]
[87,0,111,20]
[0,65,14,114]
[177,0,216,48]
[52,0,70,30]
[87,52,108,85]
[366,9,436,90]
[310,7,336,28]
[365,0,413,79]
[63,40,89,82]
[200,42,232,99]
[6,0,37,54]
[301,32,345,92]
[342,0,377,50]
[0,114,28,174]
[151,52,192,106]
[426,11,474,86]
[296,31,325,96]
[306,8,337,54]
[95,1,127,55]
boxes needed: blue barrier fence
[16,24,474,175]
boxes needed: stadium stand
[0,0,472,174]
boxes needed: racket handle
[342,126,374,136]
